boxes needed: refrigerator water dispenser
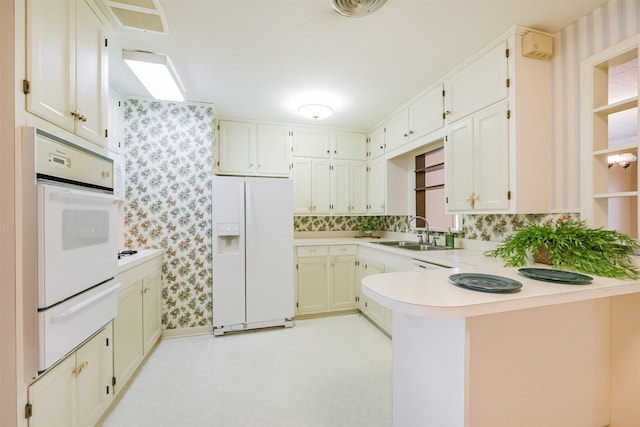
[216,223,240,254]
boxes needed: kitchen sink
[374,241,451,251]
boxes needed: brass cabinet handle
[466,193,478,209]
[72,361,89,375]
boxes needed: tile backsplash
[294,213,579,242]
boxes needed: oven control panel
[35,130,114,191]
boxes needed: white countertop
[117,249,163,273]
[362,263,640,318]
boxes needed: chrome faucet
[407,215,430,245]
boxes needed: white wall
[551,0,640,212]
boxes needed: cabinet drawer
[296,246,329,257]
[329,245,357,256]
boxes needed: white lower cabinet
[357,247,416,335]
[295,245,357,315]
[113,252,163,396]
[359,258,386,329]
[27,324,113,427]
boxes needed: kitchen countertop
[117,249,163,273]
[361,263,640,318]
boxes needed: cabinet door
[362,261,385,327]
[296,257,328,314]
[385,109,409,152]
[292,126,330,158]
[256,124,291,176]
[367,156,386,214]
[329,254,356,310]
[350,161,368,214]
[113,280,143,396]
[108,86,124,154]
[331,160,350,214]
[142,271,162,354]
[311,159,331,214]
[76,325,112,427]
[74,0,107,147]
[26,0,75,132]
[410,84,444,140]
[217,120,256,174]
[333,130,367,160]
[356,257,367,311]
[445,118,475,212]
[444,41,508,123]
[292,158,313,214]
[473,100,510,211]
[28,356,75,427]
[368,125,385,159]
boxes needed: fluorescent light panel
[123,50,184,102]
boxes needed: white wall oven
[28,128,121,372]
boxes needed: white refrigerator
[212,175,294,335]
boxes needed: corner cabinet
[26,0,108,153]
[215,120,291,177]
[27,324,113,427]
[113,251,163,396]
[581,37,640,239]
[444,29,552,214]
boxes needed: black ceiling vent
[329,0,387,17]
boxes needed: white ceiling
[105,0,608,131]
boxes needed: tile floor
[100,314,392,427]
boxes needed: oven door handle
[50,282,121,323]
[50,189,120,204]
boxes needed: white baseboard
[161,325,213,339]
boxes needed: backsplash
[123,99,214,330]
[294,213,579,242]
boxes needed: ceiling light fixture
[329,0,387,17]
[122,49,185,102]
[608,153,638,168]
[298,104,334,120]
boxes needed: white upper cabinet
[444,41,509,123]
[367,125,385,159]
[256,123,292,176]
[26,0,108,152]
[332,130,367,160]
[384,109,410,152]
[446,100,510,212]
[215,120,291,177]
[216,120,256,175]
[409,84,445,141]
[384,84,445,155]
[331,160,367,214]
[367,155,386,214]
[292,126,331,158]
[293,157,331,214]
[444,29,552,214]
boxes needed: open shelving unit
[581,37,640,239]
[414,147,457,231]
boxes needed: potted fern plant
[359,217,379,236]
[485,217,640,280]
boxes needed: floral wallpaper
[123,99,214,329]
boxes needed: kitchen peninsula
[362,262,640,427]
